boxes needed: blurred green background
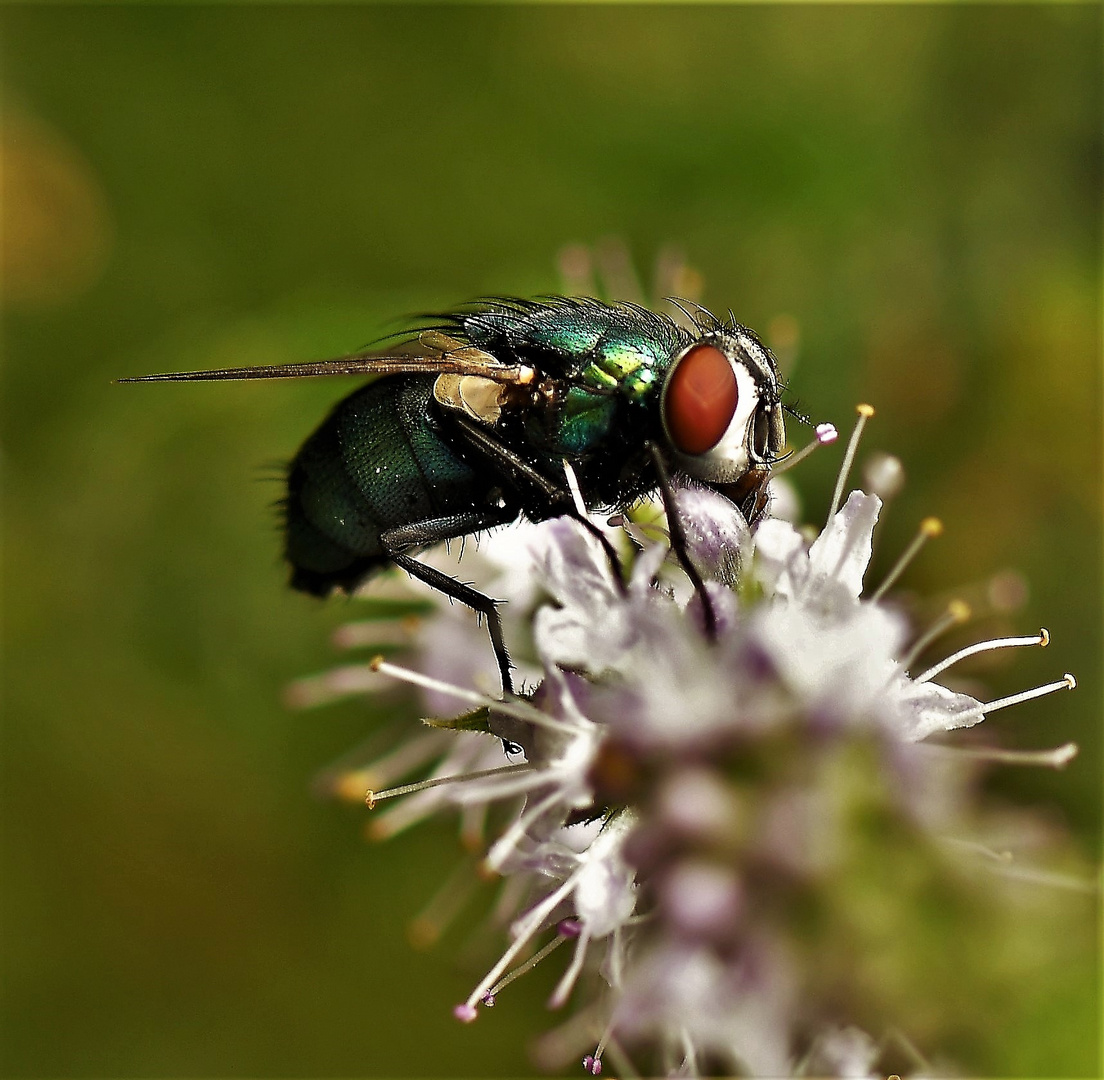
[1,5,1100,1077]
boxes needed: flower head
[300,406,1088,1078]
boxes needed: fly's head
[658,325,786,519]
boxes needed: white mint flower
[302,405,1085,1078]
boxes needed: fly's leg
[446,414,626,594]
[381,509,518,697]
[646,442,718,640]
[388,552,515,698]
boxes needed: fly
[120,297,793,695]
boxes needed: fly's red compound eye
[663,344,738,455]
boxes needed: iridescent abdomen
[285,376,490,594]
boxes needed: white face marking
[670,360,761,483]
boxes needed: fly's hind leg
[388,553,515,698]
[380,510,517,697]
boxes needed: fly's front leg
[646,442,718,640]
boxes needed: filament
[872,517,943,601]
[485,932,570,1003]
[407,854,481,949]
[827,403,875,522]
[939,837,1013,862]
[987,864,1099,893]
[328,730,448,803]
[899,600,971,669]
[549,929,592,1009]
[332,615,421,649]
[284,663,393,708]
[460,801,489,852]
[922,741,1078,769]
[563,459,589,519]
[366,762,533,809]
[464,869,583,1010]
[601,1039,640,1080]
[980,673,1076,716]
[485,786,565,871]
[369,656,573,733]
[915,628,1049,684]
[768,422,838,478]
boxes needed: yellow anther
[949,599,972,623]
[856,402,875,417]
[407,917,440,951]
[334,771,373,803]
[365,790,378,810]
[1039,627,1050,647]
[920,516,943,538]
[1064,673,1077,689]
[369,654,384,671]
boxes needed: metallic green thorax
[445,298,689,473]
[455,298,685,400]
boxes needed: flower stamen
[939,836,1014,862]
[900,600,971,669]
[549,927,592,1009]
[915,628,1050,683]
[331,614,422,649]
[827,403,874,521]
[324,731,449,803]
[980,672,1076,716]
[769,422,839,478]
[583,1021,619,1076]
[484,930,571,1005]
[366,762,534,809]
[920,741,1079,769]
[563,459,589,518]
[872,517,943,601]
[408,854,481,949]
[484,786,566,871]
[368,656,574,732]
[463,870,584,1013]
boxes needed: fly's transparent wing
[118,332,534,386]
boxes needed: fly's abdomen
[284,376,485,595]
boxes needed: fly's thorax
[578,337,666,401]
[658,328,786,485]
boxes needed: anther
[862,451,905,499]
[916,628,1050,683]
[827,404,874,522]
[453,1003,478,1023]
[872,516,944,601]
